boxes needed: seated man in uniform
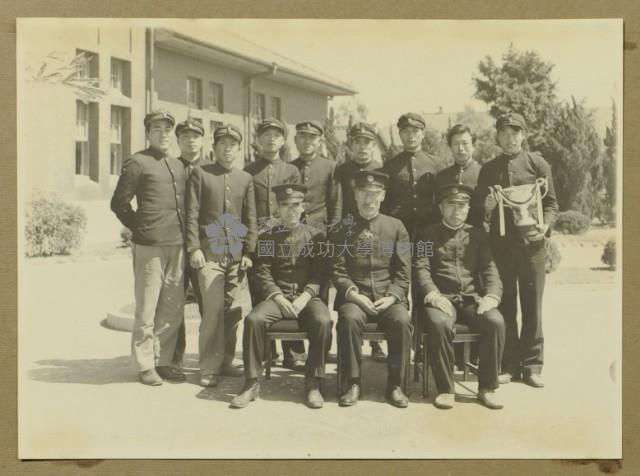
[231,184,333,409]
[414,183,505,410]
[333,170,413,408]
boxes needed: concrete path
[19,254,620,459]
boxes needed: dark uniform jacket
[435,159,481,190]
[291,155,342,230]
[413,222,503,303]
[185,162,257,261]
[381,149,445,236]
[111,147,186,246]
[244,157,301,227]
[331,213,411,309]
[472,150,558,243]
[254,223,324,303]
[336,158,382,221]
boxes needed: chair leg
[336,339,341,399]
[404,344,411,397]
[422,334,429,398]
[265,336,272,380]
[463,342,470,382]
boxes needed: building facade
[19,22,356,201]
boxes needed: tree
[474,44,557,151]
[601,99,617,224]
[473,45,604,215]
[454,107,501,165]
[333,97,370,126]
[540,97,601,212]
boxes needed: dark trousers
[242,298,333,380]
[247,268,306,362]
[336,302,412,391]
[421,302,504,393]
[494,238,546,377]
[173,265,202,365]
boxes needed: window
[208,82,223,113]
[270,96,282,120]
[110,57,131,96]
[253,92,266,120]
[75,49,98,79]
[75,101,90,176]
[187,77,202,109]
[110,107,123,175]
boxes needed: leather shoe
[306,388,324,409]
[371,344,387,363]
[221,365,244,378]
[434,392,455,409]
[478,388,504,409]
[139,368,163,386]
[156,366,186,382]
[524,373,545,388]
[386,386,409,408]
[230,382,260,409]
[283,359,306,373]
[498,373,512,384]
[338,384,360,407]
[200,373,218,387]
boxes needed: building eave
[153,27,357,97]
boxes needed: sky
[169,19,622,124]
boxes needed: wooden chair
[419,323,481,397]
[336,324,412,399]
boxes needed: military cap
[350,122,377,140]
[437,183,474,203]
[354,170,389,191]
[397,112,426,131]
[295,120,324,136]
[175,118,204,137]
[496,112,527,131]
[213,124,243,143]
[272,183,308,203]
[144,109,175,129]
[257,118,287,136]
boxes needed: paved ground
[19,231,621,459]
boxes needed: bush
[545,238,562,274]
[553,210,591,235]
[25,192,87,257]
[601,237,616,269]
[120,227,133,248]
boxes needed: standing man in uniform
[291,120,342,303]
[473,112,558,388]
[186,124,257,387]
[414,183,505,410]
[111,109,187,386]
[382,112,444,236]
[436,123,482,191]
[333,170,413,408]
[173,118,208,368]
[244,118,305,371]
[231,184,333,409]
[335,122,386,361]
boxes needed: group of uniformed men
[111,107,557,411]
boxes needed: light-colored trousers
[197,243,243,375]
[131,243,185,371]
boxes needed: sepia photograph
[17,18,622,459]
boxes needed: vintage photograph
[17,18,622,459]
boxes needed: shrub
[545,238,562,274]
[553,210,591,235]
[601,237,616,269]
[25,192,87,257]
[120,227,133,248]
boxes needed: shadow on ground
[29,356,135,385]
